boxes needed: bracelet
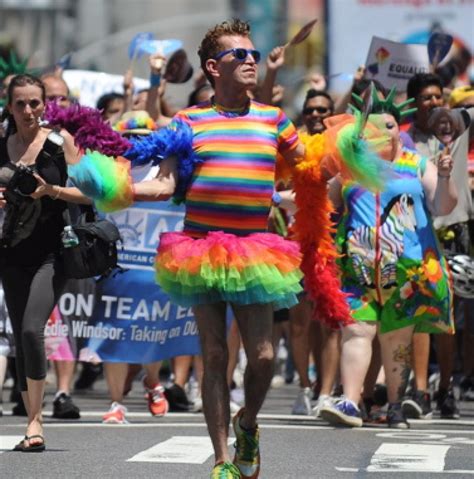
[272,191,282,206]
[52,186,62,200]
[149,72,161,87]
[438,174,451,179]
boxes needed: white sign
[365,36,429,90]
[62,70,149,108]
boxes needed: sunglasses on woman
[214,48,261,64]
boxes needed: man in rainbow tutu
[62,19,391,479]
[129,19,304,479]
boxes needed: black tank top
[0,136,68,265]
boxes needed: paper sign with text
[365,36,430,91]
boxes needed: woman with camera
[0,74,89,452]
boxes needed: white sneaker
[102,401,128,424]
[230,388,245,404]
[313,394,333,418]
[292,387,312,415]
[230,400,241,414]
[191,396,203,413]
[271,374,285,388]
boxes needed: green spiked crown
[0,51,31,81]
[352,86,417,123]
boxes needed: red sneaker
[144,381,169,417]
[102,401,128,424]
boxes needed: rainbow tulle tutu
[155,231,303,309]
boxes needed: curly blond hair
[198,18,251,86]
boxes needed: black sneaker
[12,400,28,417]
[74,363,103,391]
[437,388,460,419]
[402,390,433,419]
[163,384,191,412]
[387,403,409,429]
[460,376,474,401]
[52,393,81,419]
[373,383,388,406]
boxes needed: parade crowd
[0,17,473,479]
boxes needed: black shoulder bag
[61,207,123,280]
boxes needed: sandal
[22,434,46,453]
[12,436,27,451]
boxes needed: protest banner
[365,36,429,90]
[62,69,149,108]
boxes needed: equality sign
[365,36,429,91]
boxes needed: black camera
[8,164,38,196]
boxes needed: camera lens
[16,168,38,195]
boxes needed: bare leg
[54,360,75,394]
[363,336,382,400]
[340,322,377,404]
[463,304,474,377]
[289,299,312,388]
[319,326,341,396]
[123,363,142,393]
[0,355,7,405]
[24,378,45,447]
[173,356,193,388]
[226,319,241,386]
[194,355,204,386]
[434,334,455,390]
[231,302,274,430]
[378,325,414,403]
[143,361,161,387]
[412,332,430,392]
[104,362,128,404]
[194,302,230,464]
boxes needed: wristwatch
[47,130,65,147]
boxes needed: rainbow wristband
[150,73,161,87]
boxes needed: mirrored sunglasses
[214,48,261,64]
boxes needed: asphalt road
[1,379,474,478]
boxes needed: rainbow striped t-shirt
[173,99,298,237]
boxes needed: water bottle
[61,225,79,248]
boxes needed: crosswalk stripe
[0,436,24,453]
[367,443,450,472]
[3,410,474,426]
[127,436,234,464]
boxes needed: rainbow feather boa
[293,132,352,328]
[68,150,134,212]
[124,120,202,203]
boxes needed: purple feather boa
[44,102,131,157]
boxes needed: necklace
[211,96,250,118]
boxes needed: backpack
[60,212,122,279]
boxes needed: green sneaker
[232,408,260,479]
[211,461,242,478]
